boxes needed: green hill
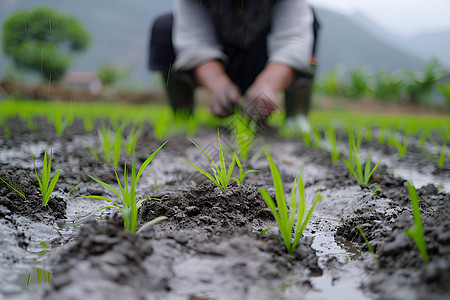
[314,7,425,74]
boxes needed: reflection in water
[26,241,52,288]
[26,267,51,287]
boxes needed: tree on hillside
[2,6,90,82]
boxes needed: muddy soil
[0,116,449,300]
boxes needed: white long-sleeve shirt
[173,0,314,74]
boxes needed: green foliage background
[2,5,90,82]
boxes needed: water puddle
[1,241,52,300]
[370,149,450,192]
[307,234,369,300]
[392,167,450,192]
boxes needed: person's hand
[243,62,295,120]
[194,60,241,117]
[244,83,279,120]
[209,80,241,117]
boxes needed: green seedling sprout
[39,241,48,255]
[88,147,99,161]
[365,186,381,204]
[51,112,72,137]
[342,129,380,184]
[232,113,257,161]
[231,153,257,185]
[377,128,385,145]
[32,147,61,207]
[312,125,322,148]
[419,130,428,150]
[122,122,144,156]
[113,127,121,168]
[174,111,198,136]
[357,225,380,270]
[3,124,9,137]
[404,181,429,262]
[181,129,235,192]
[259,147,322,253]
[68,182,83,194]
[372,185,381,195]
[260,228,271,235]
[97,121,114,163]
[324,125,341,163]
[364,126,373,143]
[154,115,170,140]
[83,116,94,132]
[0,176,26,200]
[147,195,162,202]
[437,141,446,166]
[27,116,36,131]
[80,141,168,233]
[387,130,408,157]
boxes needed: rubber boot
[284,75,315,132]
[163,72,195,116]
[285,75,314,117]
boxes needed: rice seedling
[154,115,170,140]
[260,228,271,235]
[80,141,168,233]
[324,125,341,163]
[122,122,144,156]
[27,116,36,131]
[231,113,257,161]
[372,185,381,195]
[83,116,95,132]
[364,126,373,143]
[113,127,121,169]
[231,153,257,185]
[312,125,323,149]
[3,124,9,137]
[86,146,99,161]
[32,147,61,207]
[174,112,198,136]
[377,128,385,145]
[357,225,380,270]
[437,141,446,166]
[365,186,381,204]
[146,195,162,202]
[418,130,428,150]
[342,129,380,184]
[51,112,73,137]
[97,121,113,163]
[181,129,235,193]
[404,181,429,262]
[259,147,322,253]
[387,129,408,157]
[0,176,26,200]
[97,121,123,167]
[68,182,83,194]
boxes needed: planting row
[1,100,449,169]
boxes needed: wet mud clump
[0,168,66,221]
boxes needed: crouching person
[148,0,320,130]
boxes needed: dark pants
[148,11,320,117]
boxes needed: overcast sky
[307,0,450,37]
